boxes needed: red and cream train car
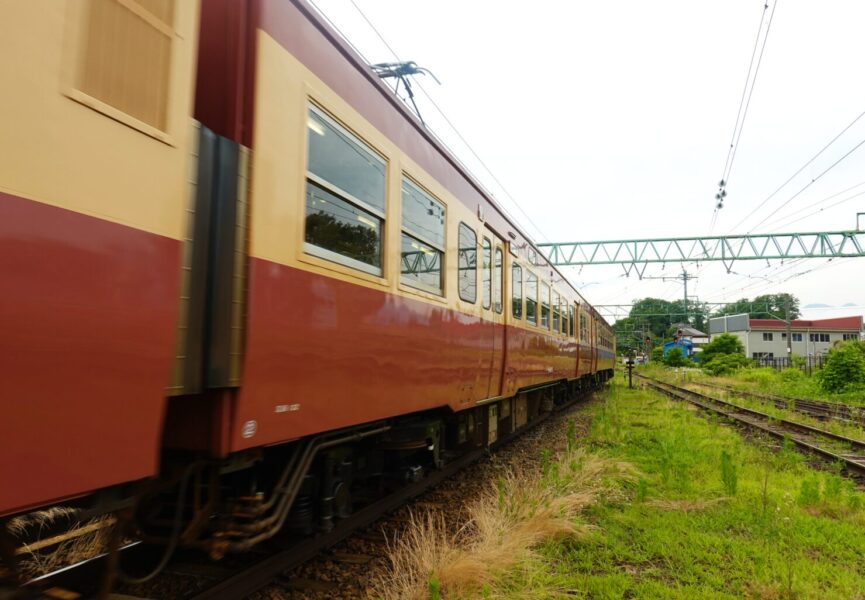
[1,0,614,554]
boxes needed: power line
[749,134,865,232]
[345,0,549,242]
[725,0,778,186]
[721,1,770,185]
[730,107,865,233]
[758,184,865,232]
[711,0,777,229]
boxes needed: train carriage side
[0,0,613,544]
[0,0,201,517]
[186,0,596,455]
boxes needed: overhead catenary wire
[730,107,865,233]
[710,0,777,233]
[748,134,865,232]
[342,0,550,243]
[720,1,771,185]
[724,0,778,186]
[757,183,865,232]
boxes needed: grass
[643,363,865,407]
[373,446,638,598]
[379,378,865,598]
[6,509,114,578]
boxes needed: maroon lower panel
[234,259,578,451]
[0,193,180,516]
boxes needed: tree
[699,333,748,376]
[700,333,745,364]
[612,317,639,355]
[712,293,800,320]
[651,347,665,363]
[669,299,709,332]
[817,341,865,393]
[702,353,751,375]
[664,347,688,367]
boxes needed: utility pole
[785,297,792,358]
[641,269,698,325]
[682,269,693,324]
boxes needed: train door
[477,230,506,399]
[573,301,581,378]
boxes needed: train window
[494,248,503,314]
[305,182,382,274]
[305,107,386,275]
[552,292,560,332]
[482,238,492,309]
[569,305,575,337]
[458,223,477,303]
[580,313,588,342]
[511,263,522,319]
[73,0,176,135]
[525,272,537,325]
[400,177,445,294]
[540,283,550,329]
[307,107,386,212]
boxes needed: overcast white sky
[311,0,865,324]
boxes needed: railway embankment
[363,378,865,598]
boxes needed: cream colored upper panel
[0,0,199,240]
[251,31,563,332]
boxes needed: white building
[708,314,864,359]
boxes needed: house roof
[672,323,708,337]
[749,316,863,331]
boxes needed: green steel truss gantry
[538,230,865,273]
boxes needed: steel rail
[692,380,865,426]
[636,374,865,477]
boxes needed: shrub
[739,368,777,389]
[817,342,865,393]
[702,353,750,376]
[664,347,688,367]
[790,354,806,369]
[651,347,664,363]
[700,333,746,365]
[779,368,805,383]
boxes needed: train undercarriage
[1,371,612,593]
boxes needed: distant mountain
[842,302,857,307]
[803,303,832,309]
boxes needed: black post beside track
[635,373,865,479]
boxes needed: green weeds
[720,449,738,496]
[493,379,865,598]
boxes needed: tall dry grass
[374,449,638,599]
[7,508,115,577]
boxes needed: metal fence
[751,355,826,374]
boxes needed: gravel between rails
[249,394,602,600]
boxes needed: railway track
[636,374,865,480]
[690,380,865,426]
[13,389,599,600]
